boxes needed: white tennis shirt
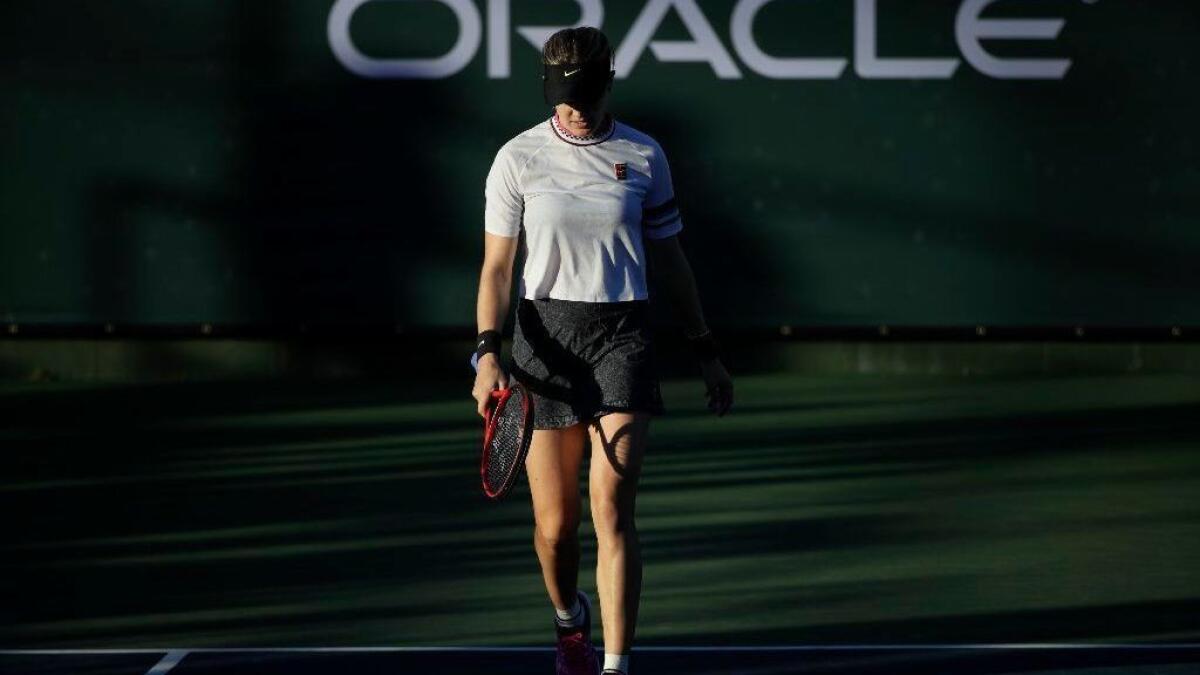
[484,113,683,302]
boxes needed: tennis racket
[470,352,534,501]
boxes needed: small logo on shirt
[564,69,581,77]
[614,162,627,180]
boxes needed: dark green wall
[2,1,1196,328]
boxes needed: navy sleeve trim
[642,196,677,219]
[644,213,681,230]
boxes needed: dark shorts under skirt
[510,297,666,430]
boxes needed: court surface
[3,371,1198,673]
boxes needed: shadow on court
[2,373,1198,651]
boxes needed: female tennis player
[471,26,733,675]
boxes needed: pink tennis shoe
[554,590,600,675]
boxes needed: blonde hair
[541,26,613,68]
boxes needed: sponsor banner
[2,1,1196,327]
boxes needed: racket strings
[485,387,528,491]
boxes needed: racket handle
[471,351,512,389]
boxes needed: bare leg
[525,422,588,611]
[588,411,651,655]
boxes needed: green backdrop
[2,0,1196,328]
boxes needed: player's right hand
[700,358,733,417]
[472,353,510,418]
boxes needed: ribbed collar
[549,112,616,146]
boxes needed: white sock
[603,653,629,674]
[554,595,583,626]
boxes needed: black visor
[542,61,613,108]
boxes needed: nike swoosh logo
[564,69,581,77]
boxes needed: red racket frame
[480,382,534,500]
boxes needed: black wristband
[475,329,501,359]
[685,329,720,363]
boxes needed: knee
[535,517,580,549]
[591,496,635,540]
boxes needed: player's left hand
[700,359,733,416]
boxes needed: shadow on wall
[82,1,467,348]
[76,3,796,379]
[622,110,790,333]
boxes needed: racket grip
[471,351,512,389]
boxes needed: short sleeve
[642,141,683,240]
[484,144,523,238]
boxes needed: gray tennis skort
[510,297,666,429]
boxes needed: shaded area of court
[2,372,1199,650]
[3,646,1200,675]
